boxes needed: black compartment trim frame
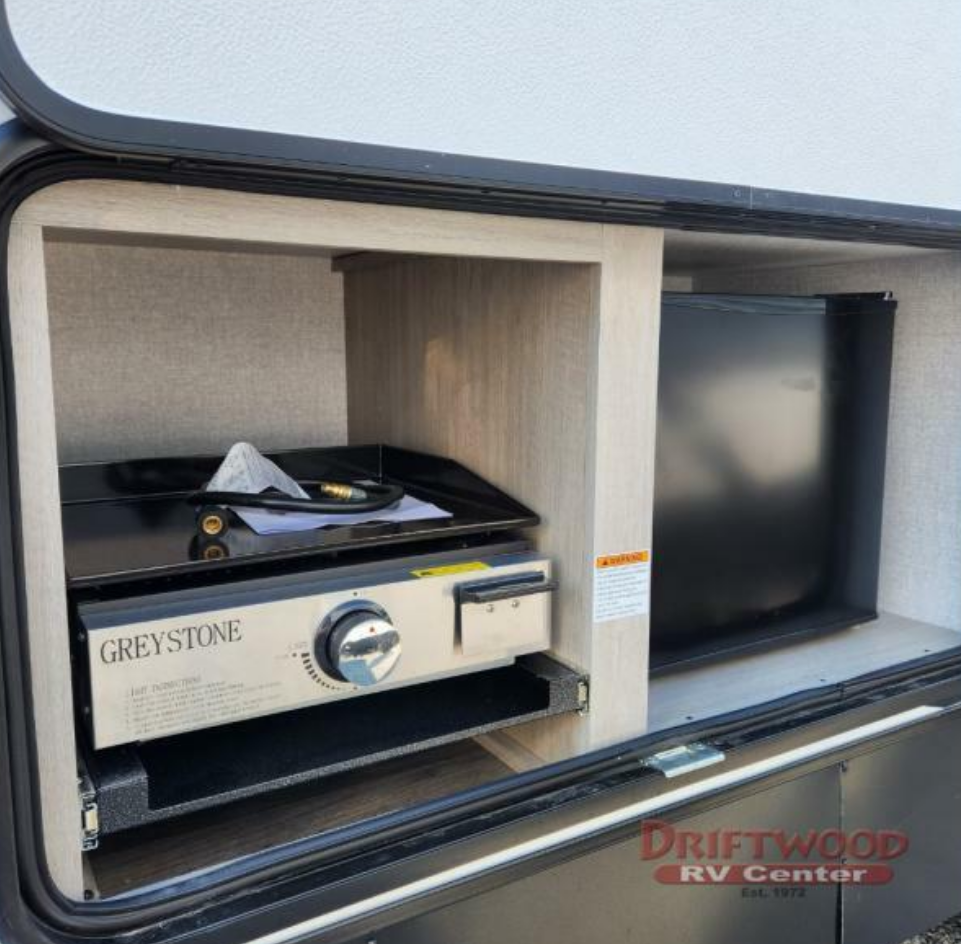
[2,0,961,250]
[0,130,960,944]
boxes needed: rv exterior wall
[4,1,961,210]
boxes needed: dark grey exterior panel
[842,716,961,944]
[373,768,841,944]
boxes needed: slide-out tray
[83,654,582,835]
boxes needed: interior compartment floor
[648,611,961,733]
[90,738,511,897]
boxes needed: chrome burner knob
[317,602,401,686]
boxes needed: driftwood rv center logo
[641,820,908,886]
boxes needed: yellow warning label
[411,561,492,578]
[595,550,650,569]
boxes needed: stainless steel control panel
[80,549,553,749]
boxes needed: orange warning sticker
[593,549,651,623]
[596,550,650,569]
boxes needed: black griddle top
[61,445,538,589]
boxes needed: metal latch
[78,773,100,851]
[643,742,726,779]
[577,677,590,714]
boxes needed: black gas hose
[191,480,405,536]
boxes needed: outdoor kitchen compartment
[4,181,657,901]
[651,292,896,666]
[9,174,956,909]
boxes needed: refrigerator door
[651,292,895,666]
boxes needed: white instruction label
[593,550,651,623]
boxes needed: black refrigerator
[651,292,896,667]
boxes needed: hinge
[576,677,590,714]
[78,773,99,851]
[643,742,726,779]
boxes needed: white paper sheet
[234,493,452,535]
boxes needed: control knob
[315,602,401,686]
